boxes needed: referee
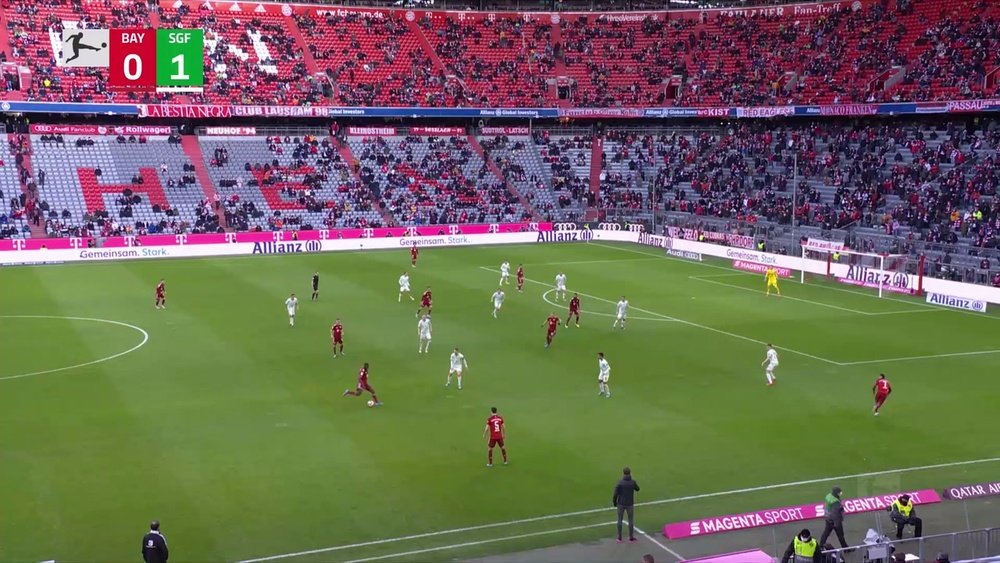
[142,520,169,563]
[612,466,640,543]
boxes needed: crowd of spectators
[351,134,528,225]
[2,1,998,108]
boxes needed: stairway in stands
[405,19,449,76]
[467,134,539,220]
[180,135,227,229]
[585,136,603,221]
[285,14,321,75]
[333,136,396,226]
[8,134,46,237]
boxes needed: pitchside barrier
[3,223,1000,307]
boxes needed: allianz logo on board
[252,240,322,254]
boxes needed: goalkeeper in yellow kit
[765,267,781,296]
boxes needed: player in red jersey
[873,373,892,416]
[542,312,560,348]
[516,264,524,293]
[343,362,381,405]
[410,243,419,267]
[483,406,507,467]
[565,293,581,327]
[154,279,166,309]
[331,319,344,358]
[416,286,432,317]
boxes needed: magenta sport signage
[663,489,941,539]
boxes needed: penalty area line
[341,521,615,563]
[235,456,1000,563]
[481,267,841,366]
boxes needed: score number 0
[121,53,188,81]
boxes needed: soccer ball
[367,399,375,408]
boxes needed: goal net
[800,246,925,298]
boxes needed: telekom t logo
[319,230,330,240]
[225,233,237,243]
[175,234,188,245]
[528,222,539,231]
[69,238,83,248]
[488,223,499,233]
[362,228,374,238]
[12,239,25,250]
[272,231,283,242]
[448,225,459,235]
[405,227,417,237]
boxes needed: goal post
[800,246,925,298]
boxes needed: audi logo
[627,223,644,232]
[598,223,622,231]
[553,223,577,231]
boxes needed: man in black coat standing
[613,466,640,543]
[142,520,169,563]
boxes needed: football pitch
[1,241,999,562]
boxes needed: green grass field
[2,241,999,563]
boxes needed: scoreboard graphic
[60,28,204,92]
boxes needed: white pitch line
[341,522,615,563]
[235,456,1000,563]
[838,349,1000,366]
[482,267,841,366]
[541,289,678,323]
[688,276,933,316]
[636,527,685,562]
[0,315,150,382]
[590,242,999,321]
[507,258,663,267]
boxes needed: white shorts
[420,333,431,341]
[287,309,296,317]
[556,284,566,291]
[450,367,463,375]
[401,284,410,292]
[494,301,503,309]
[616,313,626,320]
[767,362,778,371]
[599,374,610,383]
[501,272,509,278]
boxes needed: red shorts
[547,329,557,337]
[156,292,164,299]
[357,382,374,393]
[489,438,505,448]
[569,308,579,314]
[421,301,431,308]
[333,336,343,344]
[875,393,888,405]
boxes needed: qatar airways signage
[943,482,1000,500]
[663,489,941,539]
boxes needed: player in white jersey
[284,293,299,327]
[446,347,468,389]
[417,314,432,354]
[398,272,413,302]
[491,288,506,318]
[597,352,611,398]
[499,261,511,286]
[555,272,567,301]
[612,296,629,329]
[761,344,779,386]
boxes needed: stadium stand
[198,134,384,231]
[29,132,217,237]
[3,0,998,107]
